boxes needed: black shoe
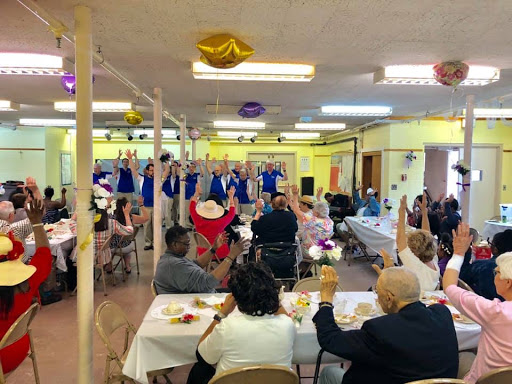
[125,268,132,274]
[144,245,154,251]
[41,293,62,306]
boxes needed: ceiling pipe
[16,0,180,126]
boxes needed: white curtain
[337,154,354,192]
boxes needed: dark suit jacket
[251,209,298,246]
[313,302,458,384]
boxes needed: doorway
[247,152,296,194]
[362,151,381,200]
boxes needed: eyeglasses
[174,240,191,247]
[373,285,395,297]
[487,238,495,247]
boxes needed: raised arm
[132,196,149,225]
[397,195,408,252]
[420,192,430,232]
[196,232,227,268]
[134,149,140,170]
[26,199,50,249]
[316,187,323,202]
[112,149,122,177]
[249,163,258,182]
[25,177,43,201]
[205,153,212,175]
[51,187,67,210]
[162,162,171,180]
[443,223,473,290]
[224,154,236,179]
[125,149,138,176]
[281,161,288,181]
[289,185,304,221]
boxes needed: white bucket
[499,204,512,223]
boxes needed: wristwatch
[213,313,226,322]
[209,247,217,254]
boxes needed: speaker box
[301,177,314,196]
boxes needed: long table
[482,220,512,240]
[122,291,480,383]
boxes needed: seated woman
[188,262,296,384]
[190,183,236,260]
[42,186,67,224]
[0,199,51,375]
[438,233,454,276]
[397,193,440,291]
[443,223,512,383]
[109,196,149,273]
[252,192,272,216]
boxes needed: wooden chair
[151,279,157,297]
[476,366,512,384]
[292,277,343,293]
[95,301,173,384]
[95,235,114,296]
[193,231,220,272]
[208,365,299,384]
[406,379,468,384]
[0,303,40,384]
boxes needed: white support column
[179,114,186,226]
[153,88,162,271]
[462,94,475,223]
[192,137,197,161]
[74,6,93,384]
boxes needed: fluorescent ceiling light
[281,132,320,139]
[20,118,76,126]
[134,129,177,138]
[93,129,109,137]
[54,102,135,112]
[192,62,315,82]
[206,104,282,115]
[0,100,20,111]
[374,65,500,86]
[0,53,73,75]
[294,123,346,130]
[217,131,257,138]
[214,121,265,129]
[463,108,512,118]
[105,120,175,128]
[319,105,392,116]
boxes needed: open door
[362,151,381,200]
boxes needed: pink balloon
[433,61,469,87]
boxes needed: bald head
[0,201,15,222]
[377,267,420,314]
[271,195,288,210]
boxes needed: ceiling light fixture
[133,129,177,138]
[277,136,286,143]
[217,131,257,138]
[374,65,500,86]
[281,132,321,139]
[463,108,512,118]
[54,101,135,112]
[192,62,315,82]
[126,132,133,141]
[250,136,256,143]
[105,132,112,141]
[213,121,265,129]
[0,100,20,111]
[19,118,76,126]
[294,123,346,131]
[237,135,244,143]
[0,53,73,75]
[319,105,392,116]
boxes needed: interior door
[362,151,381,200]
[424,148,449,201]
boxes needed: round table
[482,220,512,240]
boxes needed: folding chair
[95,235,115,296]
[475,365,512,384]
[111,226,141,280]
[0,303,40,384]
[257,242,299,290]
[193,231,221,272]
[343,220,378,266]
[95,301,174,384]
[208,364,298,384]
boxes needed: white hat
[195,200,225,219]
[0,233,35,287]
[366,188,374,195]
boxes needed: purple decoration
[318,238,335,250]
[238,102,266,118]
[60,75,95,94]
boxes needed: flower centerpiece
[309,238,342,266]
[169,313,200,324]
[288,310,304,327]
[382,198,394,212]
[451,160,471,176]
[291,294,312,316]
[405,151,417,168]
[158,149,173,163]
[91,179,116,215]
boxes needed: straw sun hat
[196,200,225,219]
[0,232,35,287]
[299,195,315,206]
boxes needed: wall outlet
[391,184,398,190]
[504,185,507,191]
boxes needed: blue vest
[118,167,135,193]
[162,176,173,198]
[141,175,154,207]
[259,170,283,194]
[184,173,199,200]
[232,169,240,179]
[93,171,111,185]
[174,176,180,195]
[210,173,226,199]
[238,178,250,204]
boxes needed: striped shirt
[94,219,133,265]
[0,218,33,263]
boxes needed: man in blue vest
[163,161,179,228]
[93,162,112,185]
[206,153,230,207]
[113,149,139,203]
[252,159,288,194]
[184,158,204,228]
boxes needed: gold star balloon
[124,111,144,126]
[196,34,254,69]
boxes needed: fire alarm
[401,174,407,182]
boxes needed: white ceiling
[2,0,512,134]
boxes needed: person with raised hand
[443,222,512,383]
[112,148,137,203]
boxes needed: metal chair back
[208,365,299,384]
[476,366,512,384]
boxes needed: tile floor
[6,229,379,384]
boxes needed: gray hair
[380,267,420,303]
[496,252,512,280]
[239,168,247,175]
[261,192,271,204]
[266,160,275,165]
[313,201,329,218]
[0,201,15,220]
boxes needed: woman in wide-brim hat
[0,199,51,375]
[190,183,236,260]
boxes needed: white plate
[335,314,357,324]
[354,307,376,316]
[150,304,197,320]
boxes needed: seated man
[460,229,512,300]
[251,195,298,246]
[188,263,295,384]
[154,226,249,294]
[314,265,458,384]
[352,185,380,217]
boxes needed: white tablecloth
[25,234,76,272]
[344,217,399,262]
[122,291,480,383]
[482,220,512,240]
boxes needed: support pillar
[74,5,94,384]
[153,88,162,271]
[179,114,186,226]
[461,94,474,224]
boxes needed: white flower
[92,184,101,192]
[309,245,323,260]
[97,187,111,198]
[328,247,342,261]
[95,198,108,210]
[98,178,109,185]
[325,240,336,248]
[110,200,117,212]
